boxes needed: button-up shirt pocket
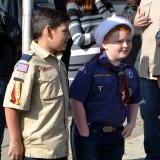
[94,75,113,93]
[38,69,63,99]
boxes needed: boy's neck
[37,39,56,56]
[109,60,121,66]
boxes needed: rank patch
[17,62,29,73]
[11,81,22,105]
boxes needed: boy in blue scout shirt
[3,8,70,160]
[69,16,142,160]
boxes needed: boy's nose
[123,41,128,47]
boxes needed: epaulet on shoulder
[20,51,34,62]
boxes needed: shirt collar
[30,41,61,60]
[97,51,130,71]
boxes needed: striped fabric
[67,0,115,85]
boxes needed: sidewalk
[123,134,145,160]
[2,109,146,160]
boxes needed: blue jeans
[24,157,67,160]
[74,123,124,160]
[0,78,9,158]
[140,78,160,160]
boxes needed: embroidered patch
[98,85,103,92]
[14,77,24,82]
[125,68,133,78]
[156,31,160,39]
[79,65,85,71]
[94,74,111,77]
[17,62,29,73]
[38,66,53,72]
[10,81,22,105]
[79,65,87,74]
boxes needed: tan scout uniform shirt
[139,0,160,79]
[3,41,69,159]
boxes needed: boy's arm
[121,103,139,139]
[5,108,24,160]
[71,98,89,137]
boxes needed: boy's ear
[43,25,53,37]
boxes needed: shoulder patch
[17,62,29,73]
[20,54,32,62]
[79,65,85,71]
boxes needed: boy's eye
[117,40,123,43]
[117,39,132,43]
[63,30,69,34]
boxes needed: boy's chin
[60,46,66,52]
[118,56,128,62]
[121,54,129,59]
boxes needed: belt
[89,122,123,133]
[102,126,116,132]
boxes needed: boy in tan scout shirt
[3,8,70,160]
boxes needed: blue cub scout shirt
[69,54,142,127]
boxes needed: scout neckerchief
[92,53,130,108]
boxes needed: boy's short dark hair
[32,7,69,39]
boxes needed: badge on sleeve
[17,62,29,73]
[79,65,86,74]
[125,68,134,78]
[79,65,85,71]
[11,78,23,105]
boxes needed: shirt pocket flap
[39,71,63,99]
[94,76,113,85]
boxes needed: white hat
[94,16,134,47]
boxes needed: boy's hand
[121,123,135,139]
[78,127,90,137]
[8,140,24,160]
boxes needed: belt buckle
[103,126,115,132]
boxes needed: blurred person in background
[134,0,160,159]
[0,0,22,158]
[121,0,141,65]
[67,0,115,85]
[54,0,73,72]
